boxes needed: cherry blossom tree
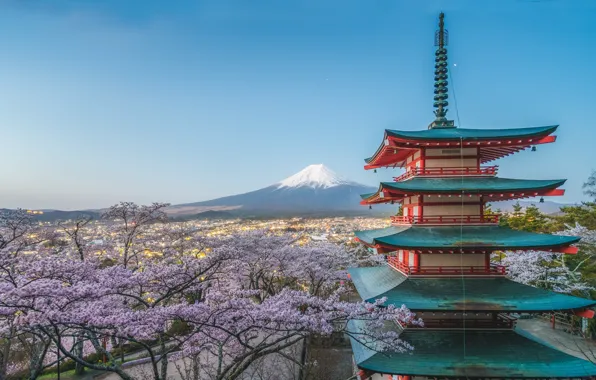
[101,202,169,268]
[218,231,358,298]
[57,217,94,261]
[167,290,415,380]
[0,209,39,253]
[0,204,417,380]
[500,224,594,295]
[163,231,414,380]
[0,208,47,380]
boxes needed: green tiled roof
[348,266,596,311]
[349,265,408,301]
[363,177,566,198]
[354,225,579,250]
[385,125,558,141]
[359,192,376,200]
[364,126,558,164]
[352,226,410,245]
[349,322,596,378]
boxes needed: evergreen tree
[553,203,596,231]
[583,169,596,200]
[498,202,553,233]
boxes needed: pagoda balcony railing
[393,166,498,182]
[391,214,500,225]
[388,257,506,277]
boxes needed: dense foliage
[491,172,596,341]
[492,170,596,298]
[498,203,554,233]
[0,203,417,380]
[497,224,595,296]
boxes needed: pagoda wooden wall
[420,254,485,267]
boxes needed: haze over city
[2,0,596,210]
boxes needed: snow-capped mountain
[169,164,388,217]
[14,163,569,221]
[277,164,358,189]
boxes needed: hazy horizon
[4,162,576,212]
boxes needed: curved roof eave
[379,177,567,194]
[359,177,567,204]
[364,130,391,165]
[364,125,559,168]
[350,327,596,378]
[348,266,596,312]
[386,125,559,141]
[354,225,580,250]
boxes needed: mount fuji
[13,164,570,221]
[168,164,387,217]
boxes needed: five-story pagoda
[349,13,596,380]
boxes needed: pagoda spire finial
[429,12,455,129]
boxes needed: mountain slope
[277,164,360,189]
[4,164,572,221]
[171,164,385,216]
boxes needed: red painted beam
[353,238,377,250]
[374,243,401,254]
[390,135,554,148]
[535,135,557,144]
[543,189,565,196]
[365,135,553,170]
[356,369,375,380]
[364,144,413,170]
[556,245,578,254]
[575,309,595,319]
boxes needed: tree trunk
[159,337,168,380]
[193,354,200,380]
[0,339,11,380]
[120,339,124,364]
[0,326,14,380]
[74,334,85,375]
[28,335,51,380]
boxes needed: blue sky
[1,0,595,209]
